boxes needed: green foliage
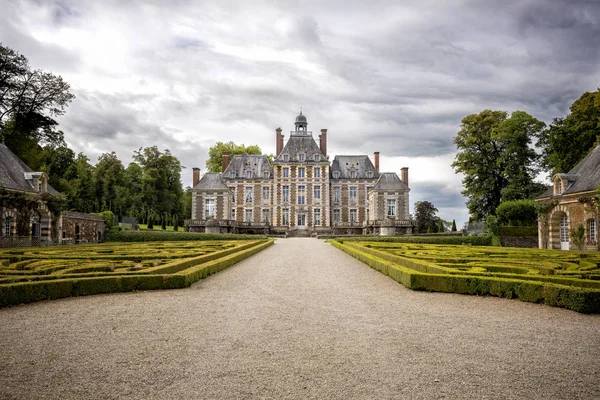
[206,141,263,172]
[538,89,600,174]
[496,199,538,226]
[414,201,439,233]
[437,219,444,232]
[571,224,586,250]
[451,219,457,231]
[452,110,546,220]
[486,215,500,237]
[93,211,115,231]
[106,229,266,242]
[339,235,492,246]
[499,226,538,237]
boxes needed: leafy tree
[452,110,545,220]
[93,152,126,213]
[414,201,439,233]
[437,219,444,233]
[571,224,585,250]
[64,153,96,213]
[451,219,457,232]
[496,200,537,226]
[537,89,600,175]
[206,141,263,172]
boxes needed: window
[229,171,236,178]
[282,208,289,225]
[366,187,373,204]
[298,185,306,205]
[367,171,374,178]
[282,185,290,202]
[282,167,289,178]
[283,154,289,162]
[387,199,396,217]
[333,171,340,179]
[298,167,305,178]
[349,186,357,203]
[350,170,356,179]
[262,187,270,204]
[230,187,236,204]
[590,219,597,241]
[314,167,321,178]
[263,171,269,179]
[245,209,253,223]
[314,208,321,226]
[333,209,341,223]
[231,208,236,220]
[205,199,215,217]
[350,209,358,222]
[314,154,320,162]
[298,153,305,162]
[262,209,270,223]
[333,187,341,203]
[314,185,321,201]
[4,217,10,237]
[245,187,253,203]
[246,170,252,179]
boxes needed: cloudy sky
[2,0,599,226]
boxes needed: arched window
[4,217,10,237]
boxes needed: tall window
[350,170,356,179]
[298,153,305,162]
[298,185,306,204]
[333,187,341,203]
[283,154,289,162]
[349,186,357,203]
[314,185,321,201]
[245,187,253,203]
[298,167,305,178]
[387,199,396,217]
[350,209,358,223]
[590,219,597,241]
[282,167,289,178]
[4,217,10,237]
[205,199,215,217]
[262,209,270,223]
[263,171,269,179]
[333,171,340,179]
[245,209,253,223]
[314,208,321,226]
[282,185,290,202]
[246,170,252,179]
[314,167,321,178]
[230,187,236,204]
[333,209,341,223]
[262,187,270,204]
[314,154,320,162]
[367,171,374,178]
[231,208,236,220]
[282,208,289,225]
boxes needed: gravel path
[1,238,600,399]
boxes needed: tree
[93,152,126,213]
[414,201,439,233]
[496,200,537,226]
[451,219,457,231]
[64,153,96,213]
[206,141,263,172]
[437,218,444,233]
[0,44,75,161]
[537,89,600,175]
[452,110,545,220]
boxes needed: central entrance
[297,213,306,229]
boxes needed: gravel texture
[1,238,600,399]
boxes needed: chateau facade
[187,112,412,236]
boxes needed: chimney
[401,167,408,186]
[374,152,380,172]
[222,151,230,172]
[319,129,328,157]
[276,127,283,156]
[192,167,200,187]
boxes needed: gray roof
[0,143,59,195]
[193,172,229,190]
[373,172,409,190]
[274,135,325,162]
[222,155,273,180]
[330,155,379,179]
[537,144,600,199]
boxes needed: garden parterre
[331,239,600,313]
[0,239,273,306]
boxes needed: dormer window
[229,171,236,178]
[263,171,269,179]
[350,170,356,179]
[553,176,565,195]
[333,171,340,179]
[246,171,252,179]
[313,154,320,162]
[366,171,374,178]
[298,153,305,162]
[283,154,289,162]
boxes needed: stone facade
[59,211,105,243]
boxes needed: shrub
[496,200,537,226]
[486,215,500,236]
[571,224,585,250]
[106,229,266,242]
[93,211,115,231]
[499,226,538,237]
[338,235,492,246]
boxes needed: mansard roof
[193,172,229,190]
[537,144,600,199]
[222,154,272,179]
[373,172,409,190]
[0,143,59,195]
[274,135,325,162]
[330,155,379,179]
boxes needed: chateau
[186,112,412,236]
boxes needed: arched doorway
[549,210,570,250]
[31,213,41,238]
[560,214,569,250]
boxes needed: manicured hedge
[331,240,600,313]
[338,235,492,246]
[499,226,538,237]
[106,230,267,242]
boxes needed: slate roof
[274,135,325,162]
[0,143,59,195]
[193,172,230,190]
[330,155,379,179]
[373,172,409,190]
[537,144,600,199]
[222,155,273,180]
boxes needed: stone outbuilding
[536,143,600,251]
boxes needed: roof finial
[300,106,302,115]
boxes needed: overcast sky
[2,0,599,227]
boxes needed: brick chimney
[319,129,328,157]
[222,151,230,172]
[192,167,200,187]
[276,127,283,156]
[401,167,408,186]
[374,152,380,172]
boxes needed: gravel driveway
[1,238,599,399]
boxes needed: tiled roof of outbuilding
[0,143,59,195]
[193,172,229,190]
[373,172,409,190]
[330,155,379,179]
[223,155,273,179]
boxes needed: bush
[499,226,538,237]
[93,211,115,231]
[106,229,267,242]
[486,215,500,236]
[339,235,492,246]
[496,200,537,226]
[571,224,585,250]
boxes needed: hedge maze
[331,240,600,313]
[0,239,273,307]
